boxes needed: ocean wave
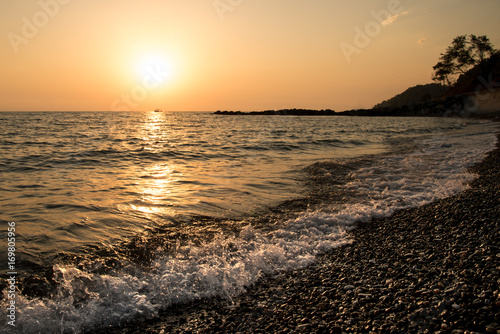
[2,124,496,333]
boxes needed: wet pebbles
[98,134,500,334]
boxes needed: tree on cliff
[432,34,497,86]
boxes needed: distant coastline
[213,109,336,116]
[215,50,500,119]
[213,92,500,119]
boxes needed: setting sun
[136,53,174,86]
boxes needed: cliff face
[439,52,500,116]
[374,84,447,109]
[369,52,500,118]
[444,52,500,97]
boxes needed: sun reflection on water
[130,112,186,219]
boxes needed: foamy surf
[3,124,497,334]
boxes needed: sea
[0,111,497,333]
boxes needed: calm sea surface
[0,111,497,333]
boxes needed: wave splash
[3,125,497,334]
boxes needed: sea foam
[3,124,497,334]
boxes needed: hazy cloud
[382,11,409,26]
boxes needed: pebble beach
[99,131,499,334]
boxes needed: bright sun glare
[136,53,174,85]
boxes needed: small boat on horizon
[154,109,162,113]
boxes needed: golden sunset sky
[1,0,499,112]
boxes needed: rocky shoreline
[98,133,500,334]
